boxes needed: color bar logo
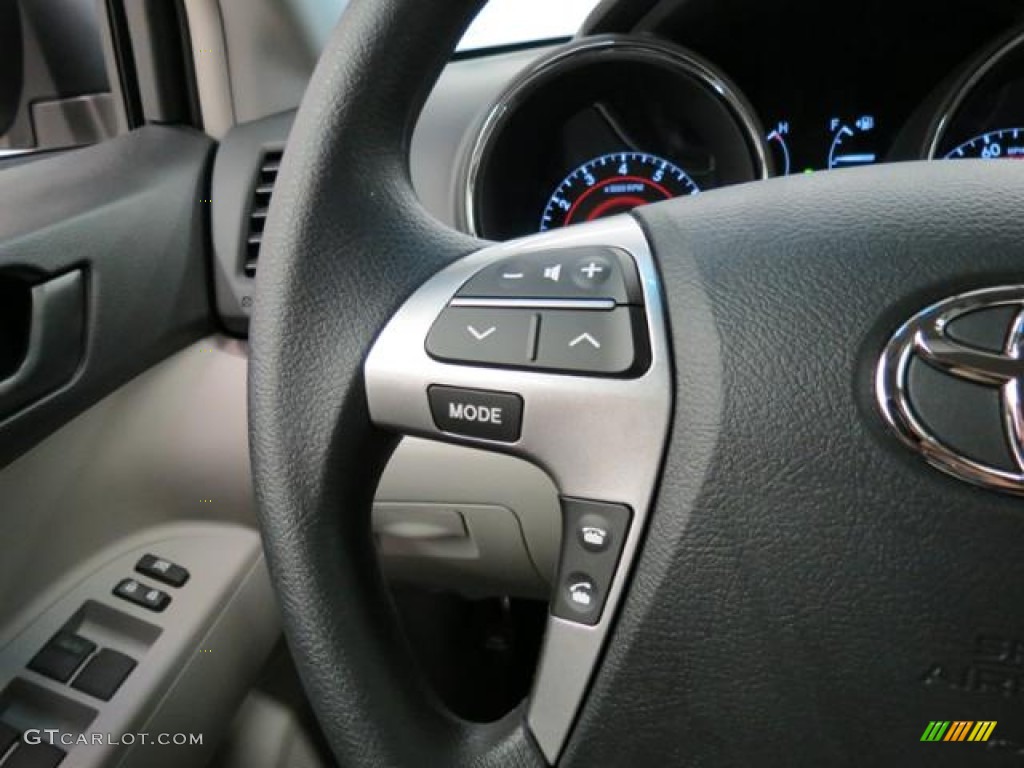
[921,721,997,742]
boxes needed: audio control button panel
[454,246,641,304]
[426,248,648,376]
[365,216,672,763]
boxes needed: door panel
[0,337,252,630]
[0,126,214,468]
[0,123,281,767]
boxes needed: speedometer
[944,128,1024,159]
[540,151,699,232]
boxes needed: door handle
[0,269,85,417]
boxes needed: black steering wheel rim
[250,1,1024,765]
[248,1,539,765]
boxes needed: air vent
[243,149,283,277]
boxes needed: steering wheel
[249,1,1024,764]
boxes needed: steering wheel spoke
[365,215,671,761]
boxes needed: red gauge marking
[565,176,674,226]
[585,195,649,221]
[540,152,699,232]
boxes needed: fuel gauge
[827,115,878,169]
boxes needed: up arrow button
[536,308,641,375]
[569,332,601,349]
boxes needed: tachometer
[944,128,1024,159]
[540,151,698,232]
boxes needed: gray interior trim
[182,0,235,138]
[0,334,566,637]
[213,688,332,768]
[121,539,278,768]
[29,94,118,149]
[0,337,254,630]
[375,438,562,598]
[95,1,132,138]
[411,46,553,228]
[374,502,546,598]
[0,524,277,768]
[182,0,327,137]
[216,0,320,126]
[2,0,117,151]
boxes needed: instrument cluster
[462,37,768,241]
[461,0,1024,241]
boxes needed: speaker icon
[543,264,562,282]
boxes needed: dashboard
[201,0,1024,599]
[460,0,1024,240]
[211,0,1024,332]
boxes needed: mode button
[428,386,523,443]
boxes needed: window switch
[113,578,170,612]
[27,631,96,683]
[71,649,137,701]
[5,741,66,768]
[0,721,19,758]
[135,554,189,588]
